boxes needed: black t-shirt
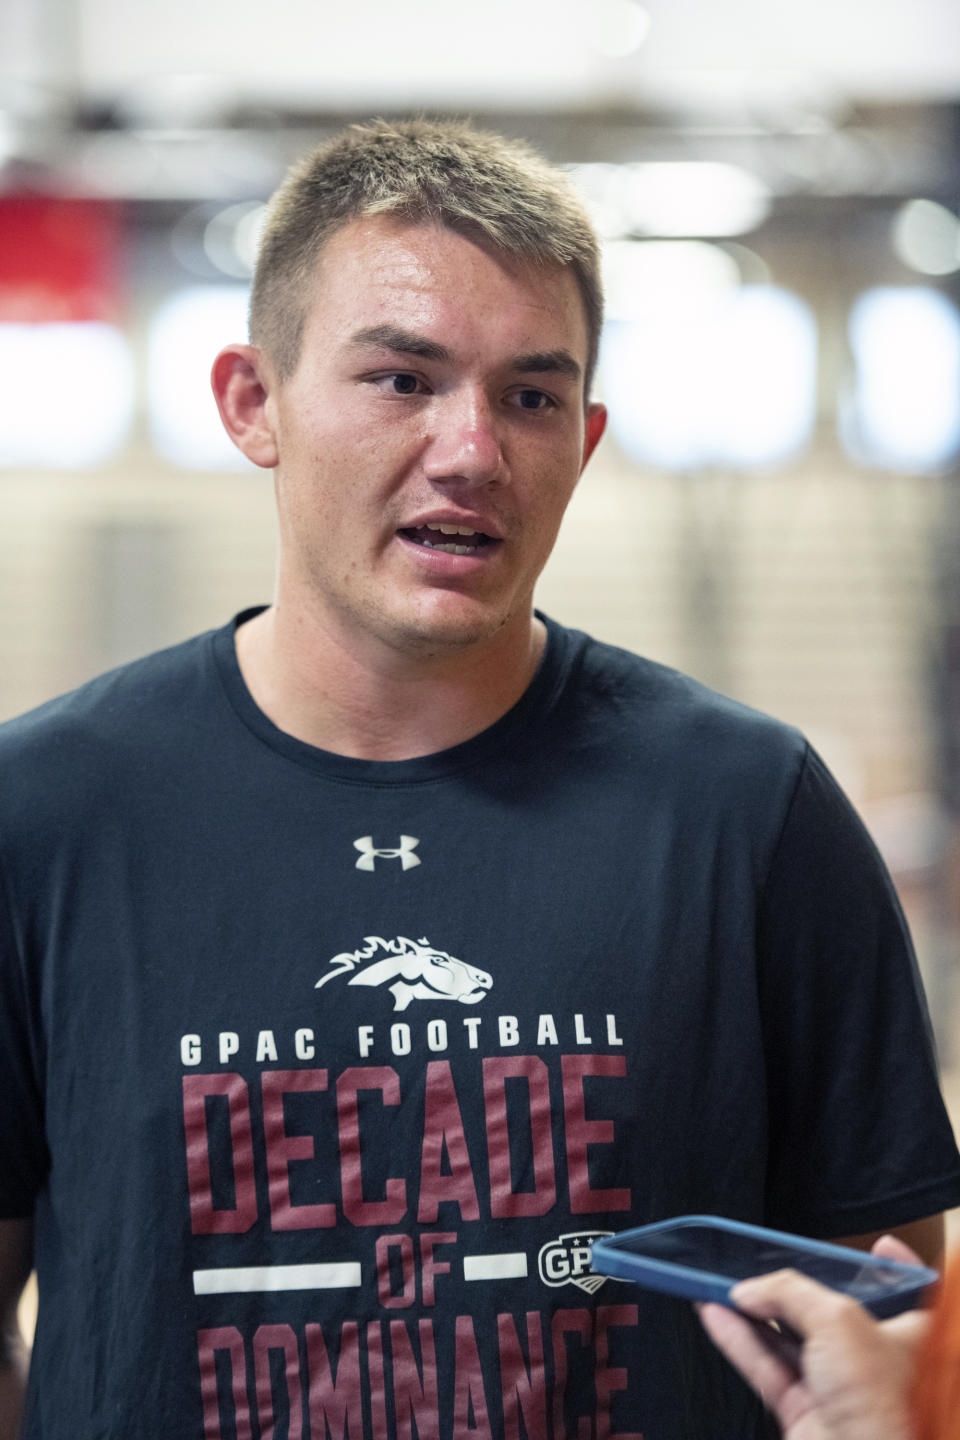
[1,611,958,1439]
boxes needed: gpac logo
[538,1232,613,1295]
[315,935,493,1013]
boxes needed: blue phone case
[589,1215,938,1318]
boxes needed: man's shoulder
[560,622,807,767]
[0,625,220,768]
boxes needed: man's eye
[388,373,420,394]
[514,388,552,411]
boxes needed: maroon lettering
[482,1056,556,1218]
[196,1327,252,1440]
[419,1232,456,1307]
[196,1310,641,1440]
[561,1056,631,1214]
[595,1306,642,1440]
[551,1309,592,1440]
[261,1070,335,1231]
[417,1061,480,1222]
[377,1232,417,1308]
[183,1075,257,1234]
[338,1066,407,1226]
[253,1324,303,1440]
[497,1313,548,1440]
[391,1319,440,1440]
[306,1321,363,1440]
[367,1322,389,1434]
[452,1314,493,1439]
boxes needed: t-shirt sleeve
[0,857,48,1218]
[758,743,960,1238]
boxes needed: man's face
[261,214,606,659]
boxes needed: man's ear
[211,344,279,469]
[581,401,607,471]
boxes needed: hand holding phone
[697,1236,933,1440]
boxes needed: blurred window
[842,286,960,472]
[0,323,133,468]
[148,285,253,469]
[599,285,817,471]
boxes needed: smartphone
[589,1215,938,1318]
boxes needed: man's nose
[421,390,505,487]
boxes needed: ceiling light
[891,199,960,277]
[621,162,771,238]
[601,286,816,471]
[590,0,651,60]
[602,240,739,323]
[842,287,960,472]
[148,285,254,469]
[203,203,268,279]
[0,325,133,468]
[569,162,770,239]
[567,164,629,240]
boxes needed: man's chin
[390,616,510,657]
[376,596,517,657]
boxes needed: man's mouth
[399,522,497,556]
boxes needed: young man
[1,118,959,1440]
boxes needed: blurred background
[3,0,960,1164]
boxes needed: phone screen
[609,1222,915,1301]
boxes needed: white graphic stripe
[463,1252,528,1281]
[193,1262,361,1295]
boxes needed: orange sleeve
[911,1256,960,1440]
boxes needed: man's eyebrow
[349,325,450,363]
[348,328,582,384]
[511,350,582,383]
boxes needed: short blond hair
[250,118,603,393]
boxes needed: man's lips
[398,520,500,556]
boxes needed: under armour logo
[353,835,421,871]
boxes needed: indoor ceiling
[1,0,959,200]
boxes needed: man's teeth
[414,522,486,556]
[420,539,476,555]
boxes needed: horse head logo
[316,936,493,1012]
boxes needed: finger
[730,1268,858,1334]
[870,1234,922,1267]
[698,1302,801,1405]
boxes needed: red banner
[0,196,125,323]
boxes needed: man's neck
[233,604,547,761]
